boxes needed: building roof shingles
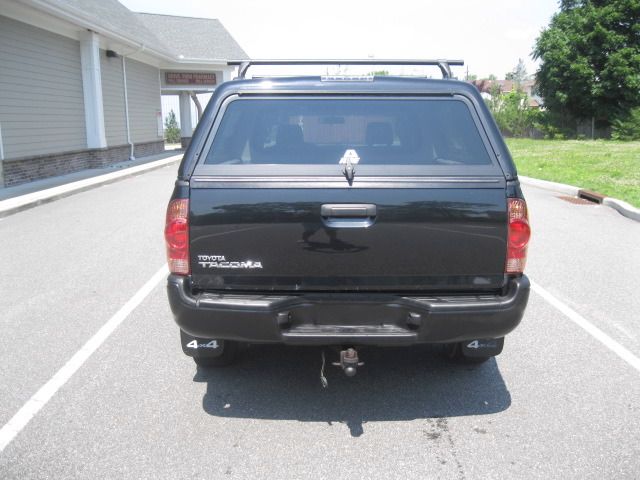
[134,13,248,61]
[44,0,248,62]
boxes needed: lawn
[505,139,640,208]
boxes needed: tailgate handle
[321,204,376,228]
[321,204,377,218]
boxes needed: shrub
[486,88,538,137]
[164,110,181,144]
[532,110,574,139]
[612,108,640,140]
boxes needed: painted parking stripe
[531,280,640,374]
[0,264,169,453]
[2,270,636,453]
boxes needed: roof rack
[227,59,464,80]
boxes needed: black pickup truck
[165,60,531,376]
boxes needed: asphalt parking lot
[1,164,639,479]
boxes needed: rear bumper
[167,275,530,346]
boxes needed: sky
[119,0,560,80]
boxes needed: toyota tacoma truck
[165,60,531,376]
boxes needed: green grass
[506,139,640,207]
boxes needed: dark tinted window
[205,99,491,166]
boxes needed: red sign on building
[165,72,217,86]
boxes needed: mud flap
[180,330,225,358]
[461,337,504,357]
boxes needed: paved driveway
[1,166,638,479]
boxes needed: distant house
[471,79,543,109]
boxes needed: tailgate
[189,184,507,292]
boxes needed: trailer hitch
[333,348,364,377]
[320,348,364,387]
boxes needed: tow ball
[333,348,364,376]
[320,348,364,387]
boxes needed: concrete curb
[519,175,639,223]
[519,175,580,196]
[0,154,181,218]
[602,198,640,222]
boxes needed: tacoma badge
[197,255,263,269]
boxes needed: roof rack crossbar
[228,59,464,79]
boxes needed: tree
[505,58,528,85]
[164,110,180,144]
[486,86,538,137]
[485,82,503,114]
[533,0,640,128]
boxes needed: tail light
[505,198,530,274]
[165,199,190,275]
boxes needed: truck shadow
[194,345,511,437]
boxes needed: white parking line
[531,280,640,374]
[0,264,169,453]
[2,270,636,453]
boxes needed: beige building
[0,0,247,187]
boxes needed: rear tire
[443,342,492,365]
[192,340,242,367]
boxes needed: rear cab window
[195,96,501,177]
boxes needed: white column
[0,122,4,161]
[222,69,233,82]
[79,31,107,149]
[0,122,4,187]
[179,91,193,138]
